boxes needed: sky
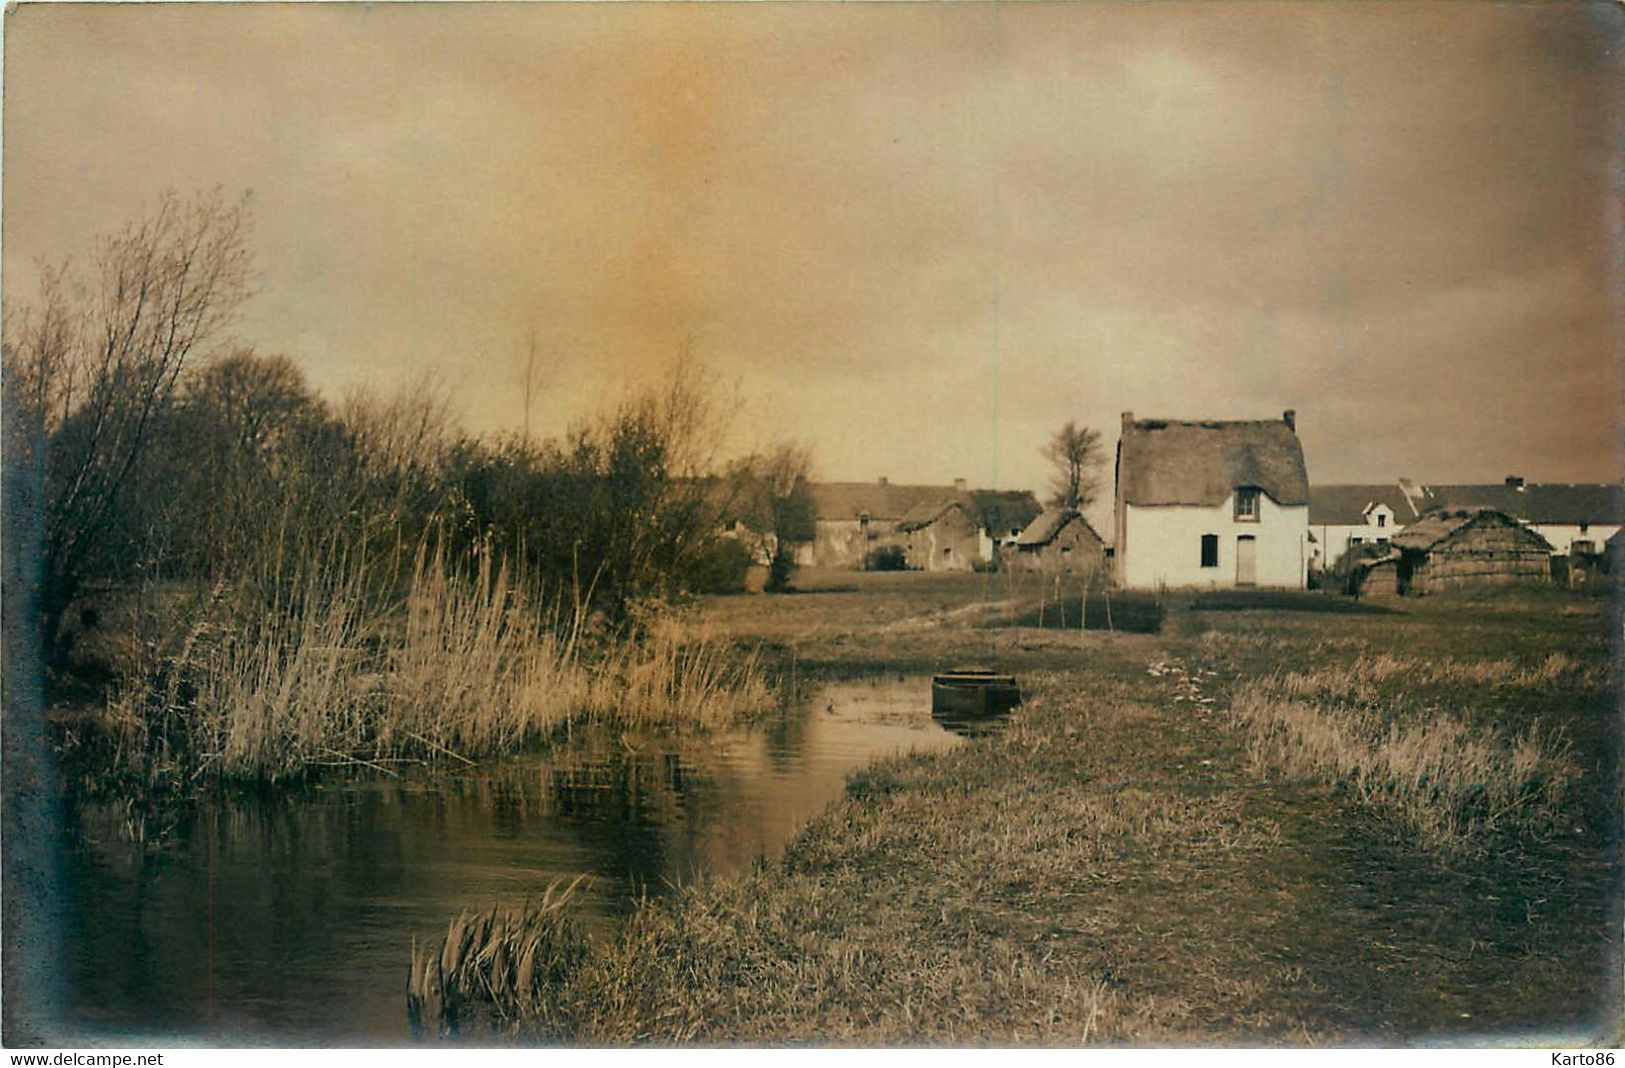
[4,1,1621,510]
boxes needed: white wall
[1311,505,1401,570]
[1122,493,1308,589]
[1529,523,1620,555]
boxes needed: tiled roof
[1308,484,1421,525]
[1422,484,1623,526]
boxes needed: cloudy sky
[5,1,1620,501]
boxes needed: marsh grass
[407,876,591,1040]
[1231,674,1577,848]
[1264,652,1605,705]
[96,544,773,790]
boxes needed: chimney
[1282,409,1297,432]
[1505,475,1525,490]
[877,476,888,486]
[1121,411,1135,431]
[953,477,967,494]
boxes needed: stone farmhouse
[897,500,982,572]
[1010,508,1106,576]
[796,479,1040,570]
[1112,411,1311,589]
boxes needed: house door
[1236,535,1257,586]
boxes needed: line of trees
[4,190,812,684]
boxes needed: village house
[1307,481,1428,572]
[1356,508,1553,596]
[897,500,982,572]
[1010,508,1106,576]
[798,478,1040,570]
[1308,477,1620,575]
[796,479,947,568]
[1421,479,1622,557]
[1112,411,1310,589]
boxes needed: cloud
[5,1,1618,497]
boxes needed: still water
[58,676,960,1044]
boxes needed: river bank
[413,573,1620,1045]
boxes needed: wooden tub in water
[930,667,1021,719]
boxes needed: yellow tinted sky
[5,2,1620,497]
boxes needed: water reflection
[56,676,956,1044]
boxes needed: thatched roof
[1391,509,1552,552]
[1117,417,1308,507]
[1422,483,1623,526]
[968,489,1043,536]
[897,499,972,532]
[1014,508,1102,548]
[806,482,1041,529]
[805,482,958,521]
[1352,550,1400,572]
[1309,484,1422,525]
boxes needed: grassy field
[411,571,1622,1045]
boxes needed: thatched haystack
[1390,509,1552,594]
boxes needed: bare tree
[2,189,253,663]
[1042,420,1104,510]
[729,444,815,591]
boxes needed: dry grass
[1231,682,1577,849]
[1265,652,1604,705]
[100,545,773,787]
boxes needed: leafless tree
[2,189,252,662]
[1043,420,1104,510]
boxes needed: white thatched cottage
[1112,411,1310,589]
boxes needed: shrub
[687,538,756,594]
[865,544,907,571]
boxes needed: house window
[1377,513,1387,528]
[1200,534,1219,568]
[1234,487,1260,522]
[1351,536,1364,545]
[1574,540,1596,555]
[1377,537,1389,545]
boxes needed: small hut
[1349,552,1401,598]
[1010,508,1106,576]
[1390,509,1552,594]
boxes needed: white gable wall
[1311,504,1402,570]
[1529,523,1620,555]
[1122,492,1308,589]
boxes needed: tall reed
[408,876,590,1039]
[102,541,773,788]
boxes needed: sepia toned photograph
[2,0,1620,1050]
